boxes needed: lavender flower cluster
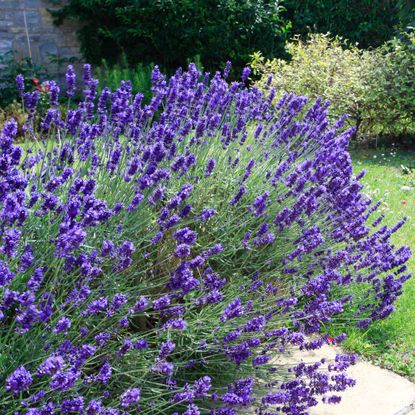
[0,62,410,415]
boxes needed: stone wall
[0,0,82,75]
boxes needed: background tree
[50,0,290,76]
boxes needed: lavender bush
[0,63,411,415]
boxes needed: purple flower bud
[205,158,216,177]
[53,317,71,333]
[16,74,25,97]
[65,65,76,97]
[6,365,33,394]
[174,243,191,258]
[241,67,251,81]
[163,318,187,330]
[224,61,232,79]
[229,186,247,205]
[120,387,141,408]
[49,81,60,107]
[83,63,92,85]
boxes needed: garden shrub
[370,31,415,139]
[50,0,289,77]
[0,63,411,414]
[250,32,415,140]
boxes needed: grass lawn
[335,147,415,380]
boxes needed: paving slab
[396,402,415,415]
[271,345,415,415]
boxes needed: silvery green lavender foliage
[0,63,411,415]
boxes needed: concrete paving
[271,345,415,415]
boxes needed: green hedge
[250,32,415,141]
[50,0,290,76]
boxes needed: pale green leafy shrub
[250,32,415,141]
[371,32,415,138]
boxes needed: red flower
[32,78,39,84]
[402,200,407,205]
[327,337,333,343]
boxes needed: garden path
[271,344,415,415]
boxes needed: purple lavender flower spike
[6,365,33,394]
[65,65,76,97]
[241,67,251,82]
[120,387,141,408]
[83,63,92,85]
[205,157,216,177]
[16,74,25,97]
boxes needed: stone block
[39,41,58,60]
[0,39,12,51]
[2,11,14,25]
[0,18,13,28]
[0,1,23,9]
[9,26,24,34]
[14,10,40,26]
[26,0,42,7]
[58,47,81,57]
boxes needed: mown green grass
[334,147,415,380]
